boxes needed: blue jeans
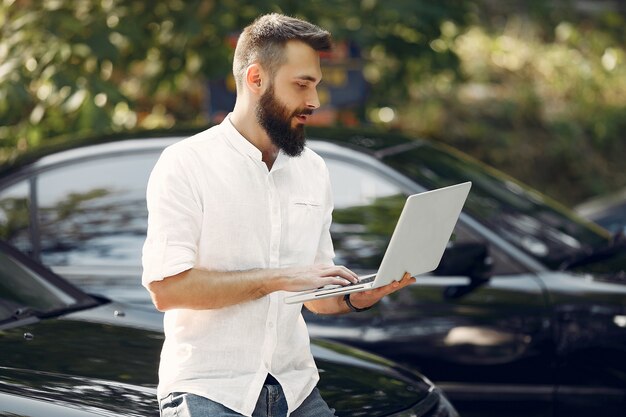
[159,385,337,417]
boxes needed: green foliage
[396,11,626,204]
[0,195,28,242]
[2,0,624,205]
[0,0,231,161]
[0,0,470,162]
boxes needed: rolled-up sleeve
[142,147,202,288]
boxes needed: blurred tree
[0,0,470,161]
[396,1,626,204]
[2,0,624,205]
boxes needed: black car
[0,239,457,417]
[1,127,625,417]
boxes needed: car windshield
[0,242,95,326]
[383,141,611,270]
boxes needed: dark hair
[233,13,331,90]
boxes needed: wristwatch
[343,294,373,312]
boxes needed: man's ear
[245,63,264,94]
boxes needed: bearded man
[142,13,414,417]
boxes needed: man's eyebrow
[294,75,319,83]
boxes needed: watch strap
[343,293,373,312]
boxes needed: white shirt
[141,115,335,416]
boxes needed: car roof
[0,125,417,179]
[0,127,200,178]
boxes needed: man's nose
[306,89,320,110]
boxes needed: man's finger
[324,265,359,283]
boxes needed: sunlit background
[1,0,625,205]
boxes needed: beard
[255,84,312,157]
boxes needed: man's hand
[304,271,416,315]
[347,272,416,310]
[279,264,360,292]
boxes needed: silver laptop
[284,181,472,304]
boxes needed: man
[142,13,415,417]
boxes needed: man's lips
[294,110,313,124]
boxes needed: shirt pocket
[285,198,325,264]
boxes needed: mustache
[293,108,314,116]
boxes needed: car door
[374,224,554,416]
[304,150,555,416]
[0,148,163,307]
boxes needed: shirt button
[268,322,274,329]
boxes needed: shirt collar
[272,150,288,172]
[221,113,289,172]
[221,114,263,161]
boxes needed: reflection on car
[0,240,457,417]
[575,186,626,236]
[1,126,626,417]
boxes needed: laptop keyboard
[356,275,376,285]
[321,275,376,290]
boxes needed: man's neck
[230,107,279,170]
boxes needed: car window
[445,221,527,275]
[383,142,610,270]
[36,152,160,269]
[325,158,526,275]
[591,204,626,235]
[0,180,32,255]
[0,250,74,321]
[325,158,406,272]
